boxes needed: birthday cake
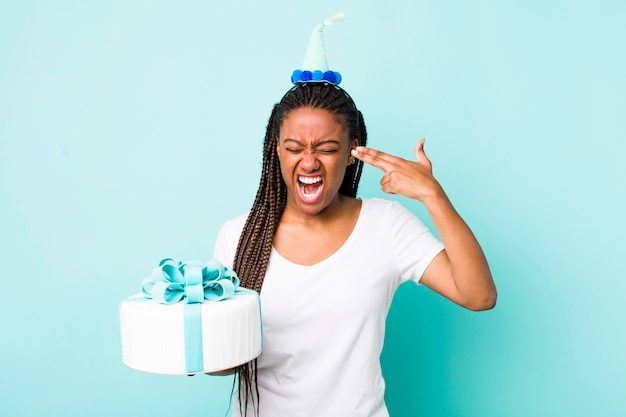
[119,258,262,375]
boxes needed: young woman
[212,81,496,417]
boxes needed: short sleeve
[389,201,445,284]
[212,213,248,269]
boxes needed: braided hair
[232,82,368,416]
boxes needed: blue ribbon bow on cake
[140,258,240,304]
[137,257,242,373]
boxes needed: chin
[296,202,326,215]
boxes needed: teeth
[298,176,322,184]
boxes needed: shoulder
[357,198,412,232]
[218,212,249,236]
[361,197,408,216]
[213,212,249,266]
[360,197,430,233]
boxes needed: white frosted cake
[119,258,262,375]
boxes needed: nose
[301,150,320,171]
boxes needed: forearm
[350,141,497,309]
[422,185,497,310]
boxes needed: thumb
[414,138,428,163]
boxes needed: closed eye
[317,148,338,154]
[284,147,338,154]
[285,147,304,153]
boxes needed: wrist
[420,180,447,205]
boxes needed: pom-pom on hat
[291,11,345,85]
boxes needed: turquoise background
[1,1,624,416]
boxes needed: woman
[212,81,497,417]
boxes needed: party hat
[291,12,345,85]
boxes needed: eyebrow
[282,138,341,146]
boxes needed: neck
[281,194,350,226]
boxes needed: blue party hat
[291,12,345,85]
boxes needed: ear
[347,138,359,165]
[276,140,281,158]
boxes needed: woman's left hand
[352,138,497,311]
[351,138,442,202]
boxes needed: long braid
[233,105,286,294]
[339,109,367,196]
[232,82,367,416]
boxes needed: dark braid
[232,82,367,416]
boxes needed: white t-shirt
[213,198,444,417]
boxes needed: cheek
[329,157,349,179]
[276,152,293,180]
[276,144,290,169]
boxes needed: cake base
[120,290,262,375]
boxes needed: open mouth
[298,175,323,202]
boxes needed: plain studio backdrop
[1,1,624,416]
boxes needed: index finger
[351,146,400,172]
